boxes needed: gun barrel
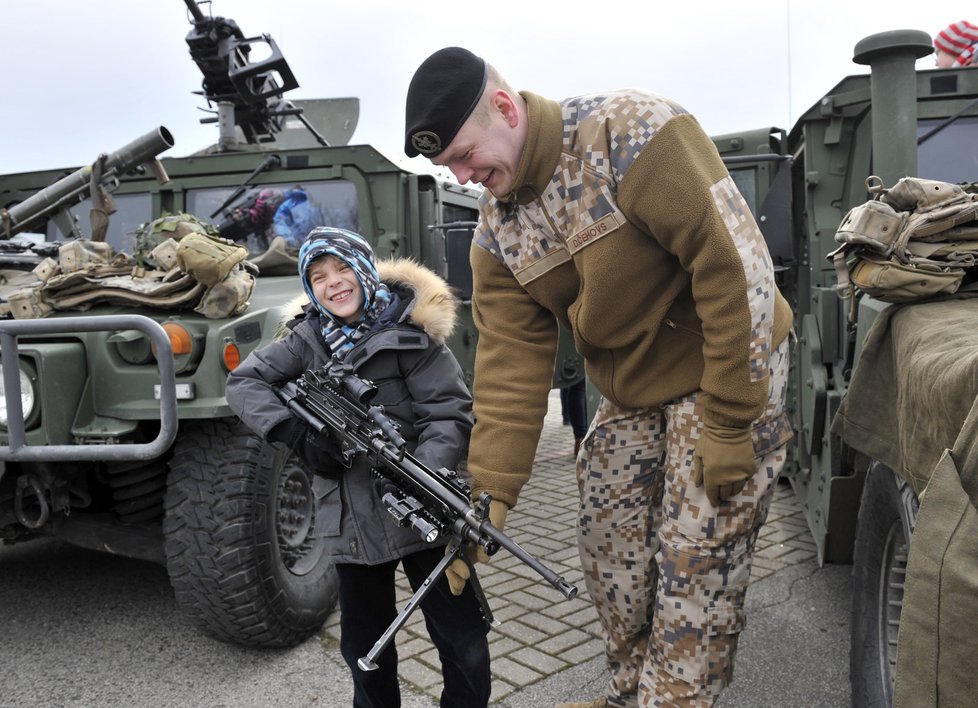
[384,447,578,599]
[476,513,578,599]
[183,0,207,23]
[5,126,174,235]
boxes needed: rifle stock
[276,361,578,670]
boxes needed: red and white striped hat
[934,20,978,66]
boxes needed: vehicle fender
[894,448,978,707]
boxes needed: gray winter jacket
[226,259,472,565]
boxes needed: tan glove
[692,423,755,507]
[445,499,509,596]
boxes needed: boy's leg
[335,560,401,708]
[404,546,492,708]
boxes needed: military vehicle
[0,1,583,649]
[5,1,973,701]
[712,29,978,708]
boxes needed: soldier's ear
[491,90,520,128]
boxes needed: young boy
[226,226,491,707]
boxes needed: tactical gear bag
[133,212,219,267]
[1,234,254,320]
[829,176,978,302]
[175,231,249,287]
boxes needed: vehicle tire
[162,417,338,648]
[850,461,917,708]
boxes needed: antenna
[785,0,793,129]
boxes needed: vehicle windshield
[917,116,978,184]
[728,169,758,215]
[188,180,360,255]
[44,179,361,257]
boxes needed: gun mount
[183,0,329,149]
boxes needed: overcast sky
[1,0,973,179]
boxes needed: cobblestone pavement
[322,391,819,703]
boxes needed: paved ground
[0,391,850,707]
[322,390,849,706]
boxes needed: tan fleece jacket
[468,90,793,508]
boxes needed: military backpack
[829,176,978,302]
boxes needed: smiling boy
[226,226,492,707]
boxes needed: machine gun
[183,0,327,147]
[276,360,578,671]
[0,127,174,242]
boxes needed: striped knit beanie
[934,20,978,66]
[298,227,391,356]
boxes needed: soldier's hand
[692,424,755,507]
[445,499,509,596]
[445,544,479,596]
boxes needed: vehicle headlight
[0,363,37,428]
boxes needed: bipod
[357,536,499,671]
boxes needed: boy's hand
[295,427,342,471]
[445,500,508,595]
[269,417,341,472]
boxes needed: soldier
[403,48,793,707]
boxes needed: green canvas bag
[175,232,249,287]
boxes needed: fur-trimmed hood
[278,258,459,344]
[378,258,459,344]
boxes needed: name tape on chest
[567,213,622,254]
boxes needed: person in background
[560,377,589,456]
[226,226,491,708]
[403,47,793,707]
[934,20,978,67]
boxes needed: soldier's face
[308,255,364,324]
[433,92,524,197]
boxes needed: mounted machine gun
[183,0,328,148]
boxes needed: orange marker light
[162,322,193,356]
[222,340,241,371]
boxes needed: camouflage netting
[0,214,256,320]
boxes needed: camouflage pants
[576,339,790,707]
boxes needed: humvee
[0,1,585,649]
[712,29,978,707]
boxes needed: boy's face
[307,255,364,324]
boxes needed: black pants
[560,377,589,439]
[335,546,492,708]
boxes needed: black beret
[404,47,488,158]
